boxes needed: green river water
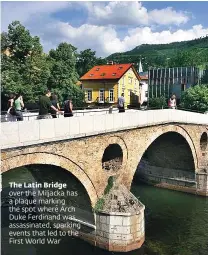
[1,167,208,255]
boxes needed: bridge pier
[196,171,208,196]
[92,183,145,252]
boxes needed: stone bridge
[1,109,208,252]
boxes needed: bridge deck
[1,109,207,150]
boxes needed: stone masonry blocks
[95,207,145,252]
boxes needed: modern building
[80,63,141,107]
[148,66,199,99]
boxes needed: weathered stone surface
[1,123,208,206]
[95,184,145,252]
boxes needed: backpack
[64,100,69,112]
[118,97,124,108]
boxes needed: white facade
[140,81,148,105]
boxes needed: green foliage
[93,198,105,213]
[104,176,114,195]
[148,96,167,109]
[93,176,115,213]
[1,21,49,105]
[180,85,208,112]
[107,36,208,70]
[47,42,84,106]
[1,22,84,109]
[201,66,208,84]
[76,49,106,77]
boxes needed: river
[1,166,208,255]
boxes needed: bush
[180,85,208,113]
[148,96,167,109]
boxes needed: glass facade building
[148,66,199,99]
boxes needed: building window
[109,89,114,102]
[122,75,125,85]
[128,77,132,84]
[86,90,92,101]
[99,89,104,103]
[134,79,137,90]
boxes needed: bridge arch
[129,124,198,188]
[1,152,98,207]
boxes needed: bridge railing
[0,108,133,122]
[1,109,208,149]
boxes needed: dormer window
[89,74,94,76]
[96,68,100,71]
[112,73,116,76]
[100,73,106,76]
[118,66,123,70]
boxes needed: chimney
[107,61,114,65]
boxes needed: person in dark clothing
[64,97,73,117]
[38,90,62,119]
[50,94,60,118]
[118,93,125,113]
[7,94,16,116]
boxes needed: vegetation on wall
[93,176,115,213]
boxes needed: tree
[76,49,106,77]
[201,65,208,84]
[7,21,41,61]
[180,85,208,112]
[1,21,50,107]
[48,42,84,106]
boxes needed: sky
[1,1,208,57]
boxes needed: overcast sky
[2,1,208,57]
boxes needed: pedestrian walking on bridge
[14,93,24,121]
[38,89,63,119]
[118,93,125,113]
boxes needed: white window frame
[99,89,105,103]
[109,89,114,103]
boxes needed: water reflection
[1,167,208,255]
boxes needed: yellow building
[80,63,141,107]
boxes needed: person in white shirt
[168,94,177,109]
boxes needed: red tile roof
[80,63,140,81]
